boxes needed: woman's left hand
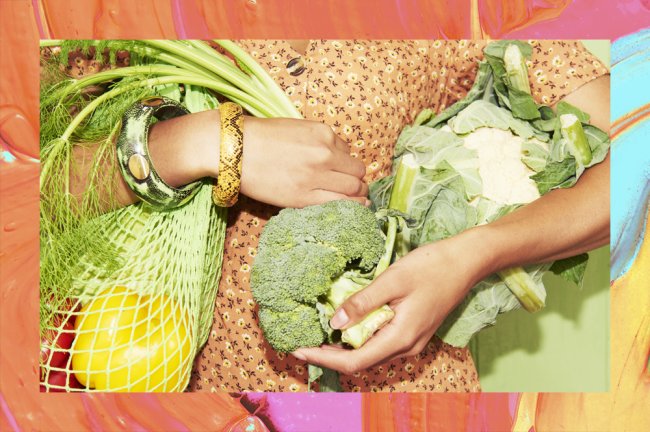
[291,229,487,375]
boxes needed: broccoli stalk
[319,214,399,348]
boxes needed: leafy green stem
[376,216,398,276]
[215,39,301,118]
[497,267,545,313]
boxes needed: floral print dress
[189,40,608,392]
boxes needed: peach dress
[189,40,608,392]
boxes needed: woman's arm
[69,109,370,211]
[480,75,610,273]
[292,75,611,374]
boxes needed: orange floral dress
[189,40,608,392]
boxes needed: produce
[40,369,84,393]
[252,200,400,351]
[370,41,610,346]
[39,40,302,391]
[251,200,403,390]
[39,297,80,392]
[71,286,192,392]
[40,320,75,375]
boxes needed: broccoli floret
[260,200,386,269]
[252,242,347,308]
[252,200,400,356]
[258,305,324,353]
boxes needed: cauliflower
[462,127,542,205]
[369,41,609,347]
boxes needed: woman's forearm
[477,154,609,274]
[69,110,222,211]
[472,75,611,278]
[67,109,370,213]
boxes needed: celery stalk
[504,44,531,95]
[498,267,546,313]
[560,114,593,166]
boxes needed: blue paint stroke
[611,28,650,280]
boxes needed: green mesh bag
[40,186,225,392]
[40,81,226,391]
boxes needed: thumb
[329,273,397,330]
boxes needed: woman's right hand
[238,117,369,208]
[118,112,368,210]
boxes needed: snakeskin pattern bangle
[212,102,244,207]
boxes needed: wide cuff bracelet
[117,96,202,210]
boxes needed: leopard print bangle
[117,96,202,209]
[212,102,244,207]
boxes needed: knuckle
[355,160,367,178]
[396,338,413,354]
[346,179,364,196]
[314,121,335,141]
[313,146,335,165]
[293,174,309,192]
[347,291,371,315]
[412,340,427,356]
[405,348,419,358]
[359,182,369,196]
[399,331,418,351]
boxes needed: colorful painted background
[1,1,649,431]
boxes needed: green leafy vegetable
[370,41,610,346]
[39,40,303,391]
[251,200,403,391]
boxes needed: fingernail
[364,199,371,207]
[291,350,306,361]
[330,309,349,329]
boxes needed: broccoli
[251,200,400,354]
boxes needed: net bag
[40,185,226,392]
[39,40,300,392]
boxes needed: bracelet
[212,102,244,207]
[116,96,202,209]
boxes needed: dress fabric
[189,40,608,392]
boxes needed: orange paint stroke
[362,393,516,431]
[478,0,571,38]
[34,0,472,39]
[611,103,650,141]
[533,212,650,431]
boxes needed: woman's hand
[112,112,368,210]
[239,117,368,208]
[292,229,486,375]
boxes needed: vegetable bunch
[251,200,404,391]
[370,41,610,347]
[39,40,301,391]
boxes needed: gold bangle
[212,102,244,207]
